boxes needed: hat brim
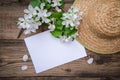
[73,0,120,54]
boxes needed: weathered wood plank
[0,39,120,77]
[0,0,74,3]
[0,0,74,4]
[0,0,74,39]
[0,77,120,80]
[0,0,120,79]
[0,3,27,39]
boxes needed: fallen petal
[87,57,94,64]
[23,54,29,62]
[21,65,28,71]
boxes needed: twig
[62,8,66,12]
[17,29,23,38]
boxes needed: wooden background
[0,0,120,80]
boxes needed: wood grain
[0,39,120,77]
[0,0,120,80]
[0,3,27,39]
[0,0,73,39]
[0,77,120,80]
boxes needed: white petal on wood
[21,65,28,71]
[87,57,94,64]
[23,54,29,62]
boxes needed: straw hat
[73,0,120,54]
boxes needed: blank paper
[24,30,87,73]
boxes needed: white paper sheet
[24,30,87,73]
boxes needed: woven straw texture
[73,0,120,54]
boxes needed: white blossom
[60,36,73,42]
[23,54,28,62]
[42,17,51,23]
[17,1,83,42]
[23,20,41,34]
[68,6,79,13]
[55,6,62,12]
[21,65,28,71]
[24,5,37,18]
[60,7,81,42]
[40,3,45,10]
[18,15,31,29]
[65,36,73,42]
[18,3,52,35]
[59,31,78,42]
[48,18,56,31]
[60,36,66,42]
[71,31,79,38]
[24,26,36,34]
[18,14,42,34]
[51,0,62,7]
[48,24,55,31]
[87,58,94,64]
[62,6,83,28]
[35,3,51,23]
[47,0,51,3]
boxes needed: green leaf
[30,0,41,7]
[42,0,51,9]
[55,20,63,30]
[56,12,63,19]
[70,29,77,35]
[43,0,47,3]
[56,25,64,31]
[50,30,62,37]
[49,12,63,19]
[56,20,62,26]
[61,0,65,7]
[64,27,71,36]
[64,27,77,36]
[45,4,51,9]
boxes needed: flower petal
[23,54,29,62]
[21,65,28,71]
[28,5,33,10]
[87,58,94,64]
[24,9,29,13]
